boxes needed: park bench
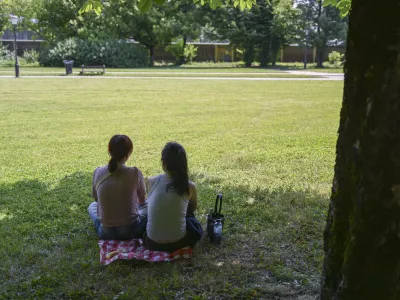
[80,65,106,75]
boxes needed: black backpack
[207,193,225,245]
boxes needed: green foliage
[165,42,184,64]
[0,44,13,60]
[102,0,176,65]
[184,44,198,64]
[79,0,256,13]
[40,38,149,67]
[204,0,300,67]
[165,41,198,65]
[22,49,40,64]
[0,44,39,67]
[0,44,13,67]
[323,0,351,17]
[328,50,344,66]
[79,0,104,15]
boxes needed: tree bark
[321,0,400,299]
[149,46,155,67]
[179,36,187,65]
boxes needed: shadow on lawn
[0,171,328,299]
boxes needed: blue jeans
[88,202,147,240]
[144,216,203,252]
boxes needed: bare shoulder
[94,165,107,177]
[147,175,160,184]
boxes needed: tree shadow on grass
[0,171,328,299]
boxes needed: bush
[165,42,183,64]
[165,40,198,65]
[328,51,344,66]
[183,44,197,64]
[40,39,149,68]
[22,49,40,65]
[0,45,39,67]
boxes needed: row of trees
[0,0,347,67]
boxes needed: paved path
[286,70,344,80]
[0,74,343,81]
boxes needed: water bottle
[213,219,223,245]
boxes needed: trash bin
[63,60,74,75]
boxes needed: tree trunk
[179,36,187,65]
[149,46,155,67]
[316,0,323,68]
[244,44,255,67]
[259,42,270,68]
[321,0,400,299]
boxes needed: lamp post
[304,29,309,69]
[10,15,19,78]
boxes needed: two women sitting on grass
[88,135,203,252]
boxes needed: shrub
[0,44,39,67]
[0,44,13,61]
[22,49,40,65]
[165,40,198,65]
[183,44,197,64]
[40,39,149,68]
[165,41,184,64]
[328,51,344,66]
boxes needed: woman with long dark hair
[88,134,146,240]
[145,142,203,251]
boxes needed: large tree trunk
[321,0,400,299]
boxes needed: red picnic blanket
[99,239,193,265]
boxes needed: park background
[0,0,351,299]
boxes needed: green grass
[0,76,343,299]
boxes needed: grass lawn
[0,77,343,299]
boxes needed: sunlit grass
[0,77,342,299]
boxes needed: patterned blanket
[99,239,192,265]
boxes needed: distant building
[1,29,43,55]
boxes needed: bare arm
[92,168,99,202]
[136,169,146,205]
[145,175,159,197]
[188,182,198,212]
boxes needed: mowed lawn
[0,77,342,299]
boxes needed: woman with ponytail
[145,142,203,252]
[88,134,147,240]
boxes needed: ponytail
[162,142,189,196]
[107,134,133,173]
[108,156,119,173]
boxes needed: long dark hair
[108,134,133,172]
[162,142,189,196]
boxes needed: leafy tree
[102,0,175,66]
[81,0,256,13]
[296,0,348,67]
[0,0,10,34]
[164,0,203,64]
[204,0,299,67]
[323,0,350,17]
